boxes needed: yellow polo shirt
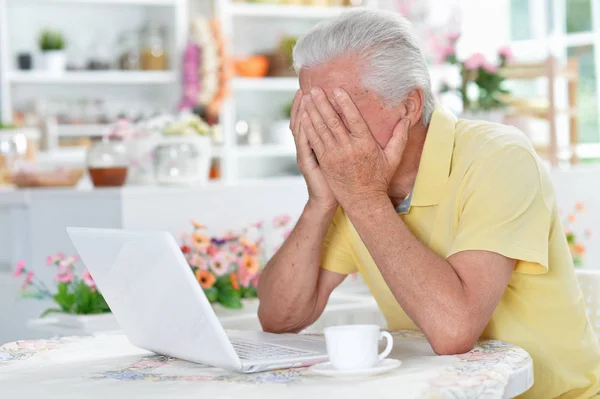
[322,106,600,398]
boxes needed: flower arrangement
[180,215,293,309]
[164,113,212,136]
[13,254,109,317]
[563,202,591,267]
[439,33,513,112]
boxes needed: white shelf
[235,144,296,158]
[56,124,109,137]
[230,2,361,19]
[9,71,177,85]
[232,77,299,92]
[9,0,178,5]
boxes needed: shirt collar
[410,106,457,207]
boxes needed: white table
[0,331,533,399]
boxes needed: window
[509,0,600,157]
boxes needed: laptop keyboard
[230,338,318,361]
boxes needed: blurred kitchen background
[0,0,598,344]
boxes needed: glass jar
[154,136,212,185]
[141,24,168,71]
[118,30,141,70]
[86,138,129,187]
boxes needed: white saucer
[309,358,402,377]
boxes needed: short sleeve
[321,207,358,275]
[447,146,552,274]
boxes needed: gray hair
[293,9,435,126]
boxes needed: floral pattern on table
[0,331,531,398]
[424,339,531,399]
[0,336,90,366]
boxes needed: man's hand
[301,87,410,208]
[290,89,338,212]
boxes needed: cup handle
[378,331,394,361]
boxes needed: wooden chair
[500,57,579,167]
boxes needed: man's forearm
[257,201,335,331]
[344,195,473,352]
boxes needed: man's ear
[404,88,425,128]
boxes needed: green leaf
[218,285,242,309]
[53,282,76,312]
[215,275,231,289]
[241,285,257,298]
[204,287,219,303]
[72,281,89,314]
[40,308,66,318]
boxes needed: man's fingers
[384,119,410,169]
[303,95,336,146]
[290,89,303,135]
[309,87,348,142]
[295,122,316,168]
[301,111,325,159]
[333,87,371,139]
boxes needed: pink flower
[442,45,455,57]
[223,231,238,241]
[464,53,486,70]
[82,269,96,290]
[228,243,244,258]
[192,241,209,255]
[482,61,499,74]
[56,252,66,261]
[206,244,218,257]
[240,272,253,288]
[191,253,209,270]
[251,274,259,288]
[46,256,55,266]
[447,31,461,42]
[498,45,513,60]
[55,264,74,283]
[273,214,292,227]
[56,273,74,283]
[21,271,34,290]
[13,260,26,277]
[209,252,230,276]
[250,220,264,229]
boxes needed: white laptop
[67,227,328,373]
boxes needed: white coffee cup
[323,324,394,370]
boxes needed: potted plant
[154,113,213,185]
[14,254,117,334]
[180,215,292,310]
[439,33,512,122]
[39,29,66,74]
[269,100,295,148]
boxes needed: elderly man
[257,9,600,398]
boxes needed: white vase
[461,110,505,124]
[41,50,67,74]
[154,135,212,185]
[269,119,295,148]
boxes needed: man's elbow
[257,303,309,334]
[258,305,289,334]
[427,323,478,356]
